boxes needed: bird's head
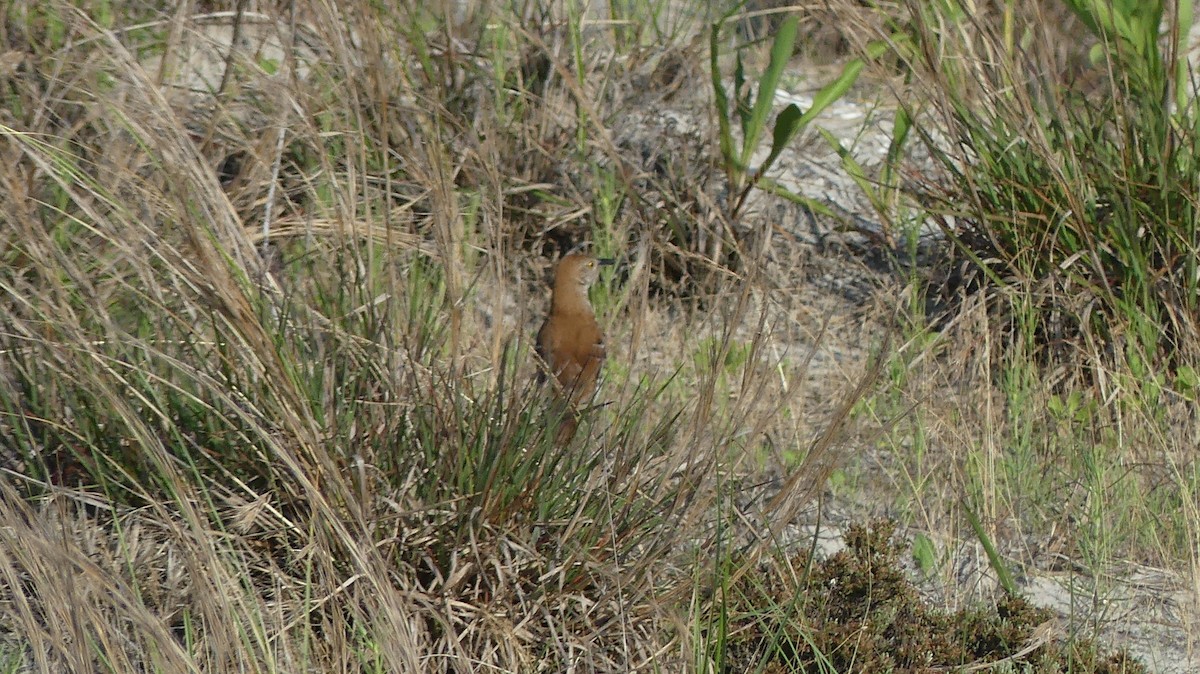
[556,253,614,290]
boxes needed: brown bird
[536,252,614,442]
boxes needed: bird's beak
[597,258,616,266]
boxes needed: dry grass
[0,0,1194,671]
[0,1,867,671]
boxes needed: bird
[535,252,614,443]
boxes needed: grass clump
[718,520,1146,673]
[902,0,1200,376]
[867,0,1200,564]
[0,1,831,671]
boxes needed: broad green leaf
[792,36,899,130]
[739,15,798,169]
[912,534,937,575]
[757,103,802,178]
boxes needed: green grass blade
[885,105,912,177]
[964,501,1018,596]
[818,128,880,213]
[711,19,736,180]
[1176,0,1194,112]
[756,177,837,218]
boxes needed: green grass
[879,0,1200,573]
